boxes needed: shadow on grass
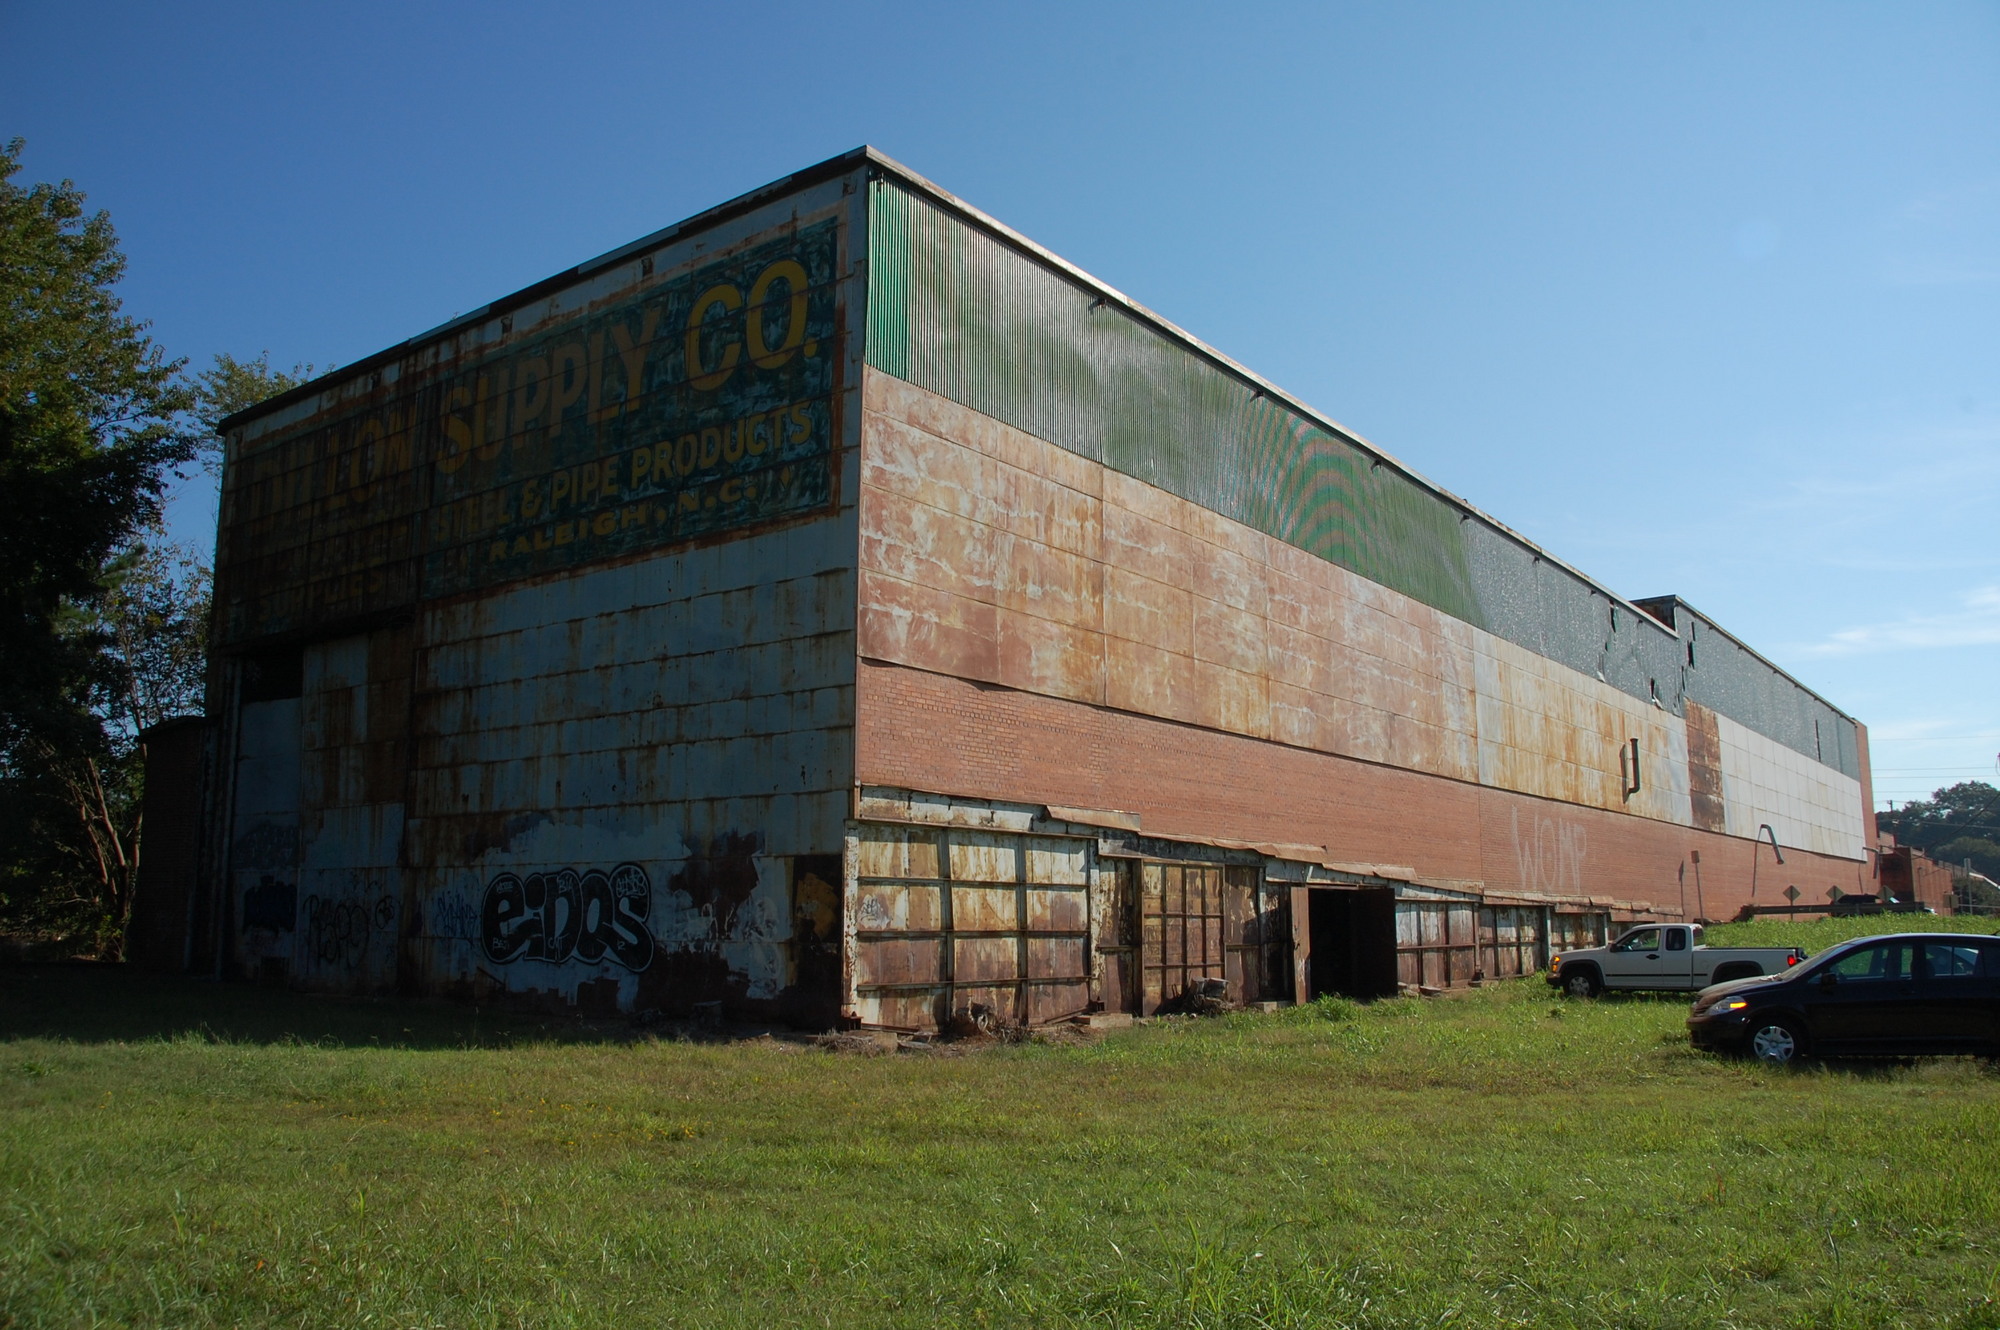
[0,963,639,1050]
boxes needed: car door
[1800,941,1917,1050]
[1600,927,1671,989]
[1660,925,1696,989]
[1916,941,1999,1050]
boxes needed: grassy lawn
[5,948,2000,1328]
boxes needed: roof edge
[854,150,1685,644]
[217,145,879,433]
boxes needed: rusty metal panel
[1395,899,1480,990]
[228,691,302,980]
[219,192,853,651]
[863,169,1864,794]
[1139,863,1227,1013]
[1685,700,1727,834]
[203,166,870,1022]
[847,821,1091,1029]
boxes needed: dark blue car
[1686,932,2000,1066]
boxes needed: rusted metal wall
[847,820,1093,1029]
[863,173,1861,784]
[856,369,1863,852]
[206,161,871,1018]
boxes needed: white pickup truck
[1548,924,1805,997]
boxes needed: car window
[1665,929,1687,952]
[1613,928,1662,953]
[1828,943,1909,982]
[1925,943,1982,979]
[1982,945,2000,980]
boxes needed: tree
[1877,780,2000,887]
[3,543,214,952]
[191,350,316,474]
[0,137,205,951]
[0,137,196,753]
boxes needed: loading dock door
[1300,887,1397,1000]
[1140,863,1225,1014]
[850,825,1093,1030]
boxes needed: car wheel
[1748,1017,1805,1067]
[1562,967,1602,999]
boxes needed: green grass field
[5,921,2000,1329]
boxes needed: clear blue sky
[6,1,1995,808]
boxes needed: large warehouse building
[159,148,1891,1028]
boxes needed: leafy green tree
[1878,781,2000,907]
[1878,781,2000,857]
[0,137,196,754]
[191,350,316,474]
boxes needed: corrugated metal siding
[218,219,844,648]
[400,522,857,1014]
[865,175,1858,782]
[206,170,870,1016]
[867,181,1481,625]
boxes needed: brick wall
[857,659,1874,921]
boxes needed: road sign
[1827,886,1844,902]
[1784,886,1800,903]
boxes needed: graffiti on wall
[1510,806,1588,897]
[427,887,480,941]
[216,219,842,647]
[480,862,655,971]
[303,893,396,972]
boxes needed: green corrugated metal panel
[865,179,1483,627]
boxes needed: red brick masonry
[858,658,1876,920]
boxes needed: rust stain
[1685,700,1727,833]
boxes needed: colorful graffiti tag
[217,218,842,646]
[480,863,655,971]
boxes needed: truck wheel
[1561,967,1602,999]
[1748,1017,1805,1067]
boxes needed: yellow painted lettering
[699,426,722,469]
[549,470,572,509]
[746,259,809,369]
[439,383,474,473]
[473,375,505,462]
[719,478,743,503]
[587,331,610,423]
[787,402,812,443]
[746,410,769,455]
[628,446,650,487]
[612,308,660,413]
[550,343,587,437]
[684,284,742,391]
[514,357,548,435]
[593,512,616,537]
[675,433,697,475]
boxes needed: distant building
[166,149,1888,1026]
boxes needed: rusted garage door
[1395,899,1477,989]
[1140,862,1228,1013]
[850,825,1091,1030]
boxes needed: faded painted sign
[218,219,841,646]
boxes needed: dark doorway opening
[1306,888,1397,1000]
